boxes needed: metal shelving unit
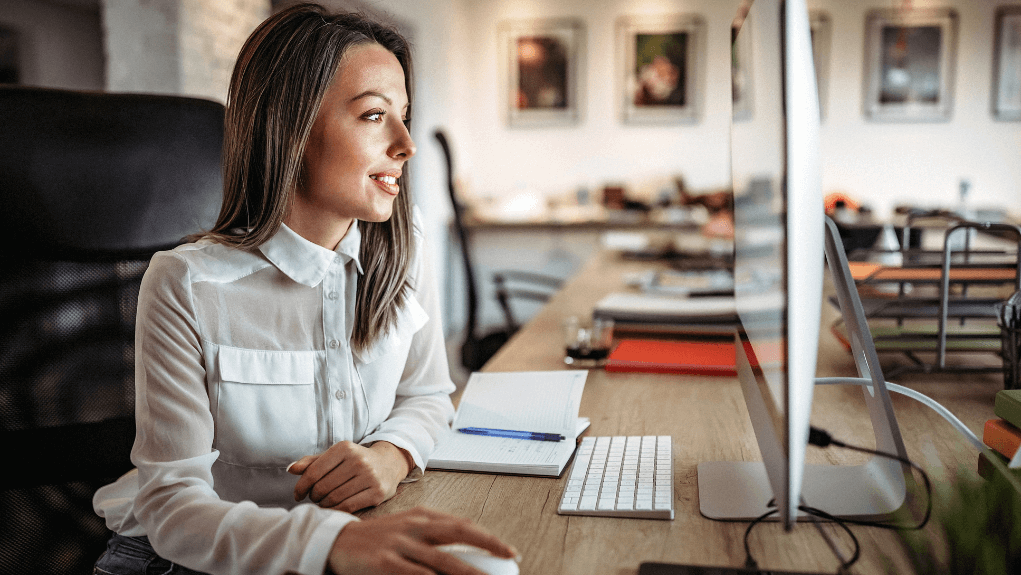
[831,217,1021,379]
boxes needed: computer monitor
[697,0,914,530]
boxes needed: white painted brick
[104,0,269,102]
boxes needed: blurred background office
[2,0,1019,375]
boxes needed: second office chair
[434,129,562,371]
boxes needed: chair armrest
[491,270,564,289]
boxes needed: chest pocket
[214,347,317,468]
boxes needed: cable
[815,377,1021,495]
[800,504,860,573]
[742,506,776,571]
[746,379,1014,572]
[814,377,984,450]
[884,381,1021,495]
[884,381,984,451]
[741,500,860,574]
[807,426,932,531]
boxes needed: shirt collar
[259,222,363,287]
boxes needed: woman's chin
[361,207,395,223]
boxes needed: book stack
[979,389,1021,480]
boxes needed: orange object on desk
[848,261,1016,283]
[984,418,1021,459]
[605,339,737,376]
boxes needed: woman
[93,4,515,574]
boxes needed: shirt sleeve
[360,213,457,474]
[130,251,356,575]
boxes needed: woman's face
[289,42,415,248]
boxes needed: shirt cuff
[296,511,359,575]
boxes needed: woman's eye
[364,110,385,122]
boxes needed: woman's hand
[326,507,517,575]
[288,441,412,512]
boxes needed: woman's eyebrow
[349,90,392,105]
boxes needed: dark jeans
[94,533,209,575]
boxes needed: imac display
[697,0,914,530]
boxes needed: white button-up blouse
[93,212,456,575]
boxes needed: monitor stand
[698,217,916,522]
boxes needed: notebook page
[431,430,577,467]
[453,370,587,437]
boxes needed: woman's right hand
[326,507,517,575]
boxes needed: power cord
[815,377,1021,495]
[742,427,933,574]
[807,426,933,531]
[742,506,776,570]
[742,500,860,574]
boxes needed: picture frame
[498,18,584,128]
[810,11,831,120]
[616,14,704,125]
[863,8,957,122]
[993,6,1021,121]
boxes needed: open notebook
[427,370,589,476]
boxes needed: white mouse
[436,543,520,575]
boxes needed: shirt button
[335,390,347,400]
[328,339,339,349]
[327,291,339,300]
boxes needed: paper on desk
[427,371,589,475]
[452,370,587,437]
[432,418,591,468]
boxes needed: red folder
[605,339,737,376]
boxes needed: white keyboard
[557,435,674,520]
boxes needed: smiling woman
[291,42,417,249]
[89,4,516,575]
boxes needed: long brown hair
[196,3,416,351]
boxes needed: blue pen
[457,427,565,442]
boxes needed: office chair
[434,130,562,372]
[0,86,223,574]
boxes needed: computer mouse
[436,543,519,575]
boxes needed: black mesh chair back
[0,86,223,574]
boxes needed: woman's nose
[389,121,416,160]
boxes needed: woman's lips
[369,173,400,195]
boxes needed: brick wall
[103,0,269,102]
[179,0,268,102]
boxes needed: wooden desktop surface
[363,250,1005,574]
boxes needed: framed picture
[993,6,1021,121]
[616,14,704,124]
[731,8,753,122]
[499,18,584,127]
[863,8,957,122]
[810,11,831,120]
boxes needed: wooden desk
[367,250,1004,574]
